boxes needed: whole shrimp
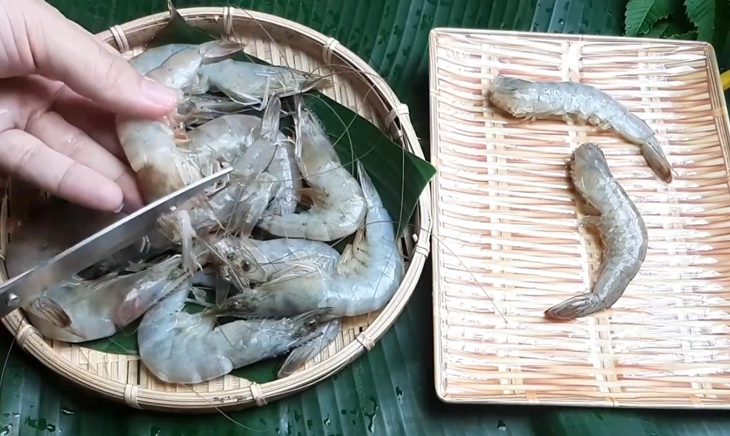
[128,42,330,111]
[116,40,243,202]
[544,143,648,320]
[137,284,332,384]
[257,96,367,241]
[488,76,673,183]
[24,255,186,343]
[220,161,404,319]
[200,59,330,110]
[211,236,341,287]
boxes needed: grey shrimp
[488,76,673,183]
[544,143,648,320]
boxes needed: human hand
[0,0,177,213]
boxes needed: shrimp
[116,40,243,202]
[200,60,331,110]
[128,43,194,74]
[211,236,341,286]
[137,284,332,384]
[488,76,673,183]
[128,42,330,111]
[219,161,404,319]
[256,96,367,241]
[24,255,186,343]
[544,143,648,320]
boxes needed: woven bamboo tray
[0,7,432,413]
[429,28,730,408]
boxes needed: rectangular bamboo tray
[429,28,730,408]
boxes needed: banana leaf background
[3,0,730,435]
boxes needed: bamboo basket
[0,7,432,412]
[430,28,730,408]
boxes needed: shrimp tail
[544,293,610,320]
[197,40,246,64]
[27,296,72,328]
[278,318,342,378]
[641,138,673,183]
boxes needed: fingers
[7,0,177,118]
[0,129,124,212]
[51,85,126,159]
[25,110,145,211]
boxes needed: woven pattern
[430,29,730,408]
[0,7,431,412]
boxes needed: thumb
[8,0,177,118]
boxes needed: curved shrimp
[116,40,243,202]
[544,143,648,320]
[24,255,186,343]
[257,96,367,241]
[137,284,332,384]
[220,161,404,319]
[488,76,673,183]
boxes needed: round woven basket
[0,6,431,412]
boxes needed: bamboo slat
[0,7,432,413]
[429,28,730,408]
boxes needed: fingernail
[114,202,124,214]
[140,78,177,108]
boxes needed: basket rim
[1,6,433,413]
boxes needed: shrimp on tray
[544,143,648,320]
[488,76,673,183]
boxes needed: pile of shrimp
[487,76,657,321]
[21,40,405,384]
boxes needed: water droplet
[498,420,507,431]
[395,387,403,399]
[307,419,313,430]
[323,416,331,426]
[60,408,75,416]
[341,409,347,416]
[11,414,18,418]
[0,424,13,436]
[558,19,565,26]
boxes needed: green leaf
[685,0,716,42]
[625,0,683,36]
[669,29,700,38]
[644,19,671,36]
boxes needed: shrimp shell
[544,143,648,320]
[488,76,673,183]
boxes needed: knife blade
[0,166,233,319]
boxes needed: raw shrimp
[116,40,243,202]
[544,143,648,320]
[24,255,186,343]
[128,43,194,74]
[488,76,673,183]
[257,96,367,241]
[220,161,404,319]
[128,42,330,110]
[200,60,330,110]
[211,236,341,285]
[137,284,332,384]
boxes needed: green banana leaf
[4,1,730,435]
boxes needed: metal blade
[0,166,233,319]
